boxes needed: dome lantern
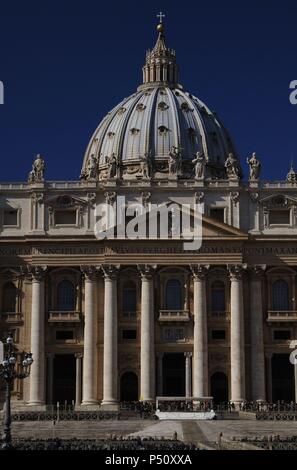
[141,20,180,88]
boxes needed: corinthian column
[81,266,100,406]
[138,264,156,401]
[250,266,266,402]
[101,265,119,408]
[229,265,246,404]
[185,353,192,398]
[28,266,47,406]
[190,265,209,398]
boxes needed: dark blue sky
[0,0,296,181]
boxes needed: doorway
[272,354,294,402]
[210,372,229,403]
[163,353,185,396]
[120,372,138,401]
[53,355,76,405]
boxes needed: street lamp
[0,333,33,450]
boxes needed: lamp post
[0,333,33,450]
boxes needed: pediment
[165,201,247,239]
[202,215,247,239]
[44,194,87,208]
[259,194,297,208]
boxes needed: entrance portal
[163,353,185,397]
[120,372,138,401]
[272,354,294,402]
[210,372,229,403]
[53,355,76,405]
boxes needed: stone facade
[1,22,297,410]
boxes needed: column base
[81,400,99,406]
[76,404,101,411]
[101,401,119,411]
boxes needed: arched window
[2,282,17,313]
[57,280,76,311]
[166,279,182,310]
[272,280,290,311]
[122,281,137,313]
[211,281,226,312]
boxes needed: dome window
[158,125,169,135]
[130,128,140,135]
[158,101,169,111]
[181,102,190,112]
[187,127,196,145]
[136,103,146,111]
[107,132,115,138]
[118,107,126,115]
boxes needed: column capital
[21,265,47,281]
[249,265,267,279]
[184,352,193,358]
[190,264,209,280]
[138,264,157,279]
[228,264,247,281]
[75,352,83,359]
[265,352,274,359]
[101,264,120,280]
[80,265,101,281]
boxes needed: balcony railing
[121,311,140,320]
[158,310,190,322]
[267,311,297,322]
[48,311,81,322]
[209,311,230,320]
[0,312,23,323]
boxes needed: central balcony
[0,312,23,323]
[158,310,190,322]
[267,311,297,322]
[48,311,81,323]
[209,311,230,320]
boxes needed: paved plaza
[3,419,297,447]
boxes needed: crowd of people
[11,436,198,451]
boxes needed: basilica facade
[1,22,297,410]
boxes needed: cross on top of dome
[157,11,165,23]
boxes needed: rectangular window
[273,330,291,340]
[3,209,18,226]
[54,210,77,225]
[209,208,225,223]
[269,210,290,225]
[163,327,185,342]
[211,329,226,340]
[56,330,74,341]
[122,329,137,340]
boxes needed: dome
[81,23,238,181]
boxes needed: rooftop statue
[168,146,182,176]
[107,154,118,179]
[28,154,45,183]
[225,152,240,179]
[192,151,206,179]
[247,152,261,180]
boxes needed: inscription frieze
[0,244,296,257]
